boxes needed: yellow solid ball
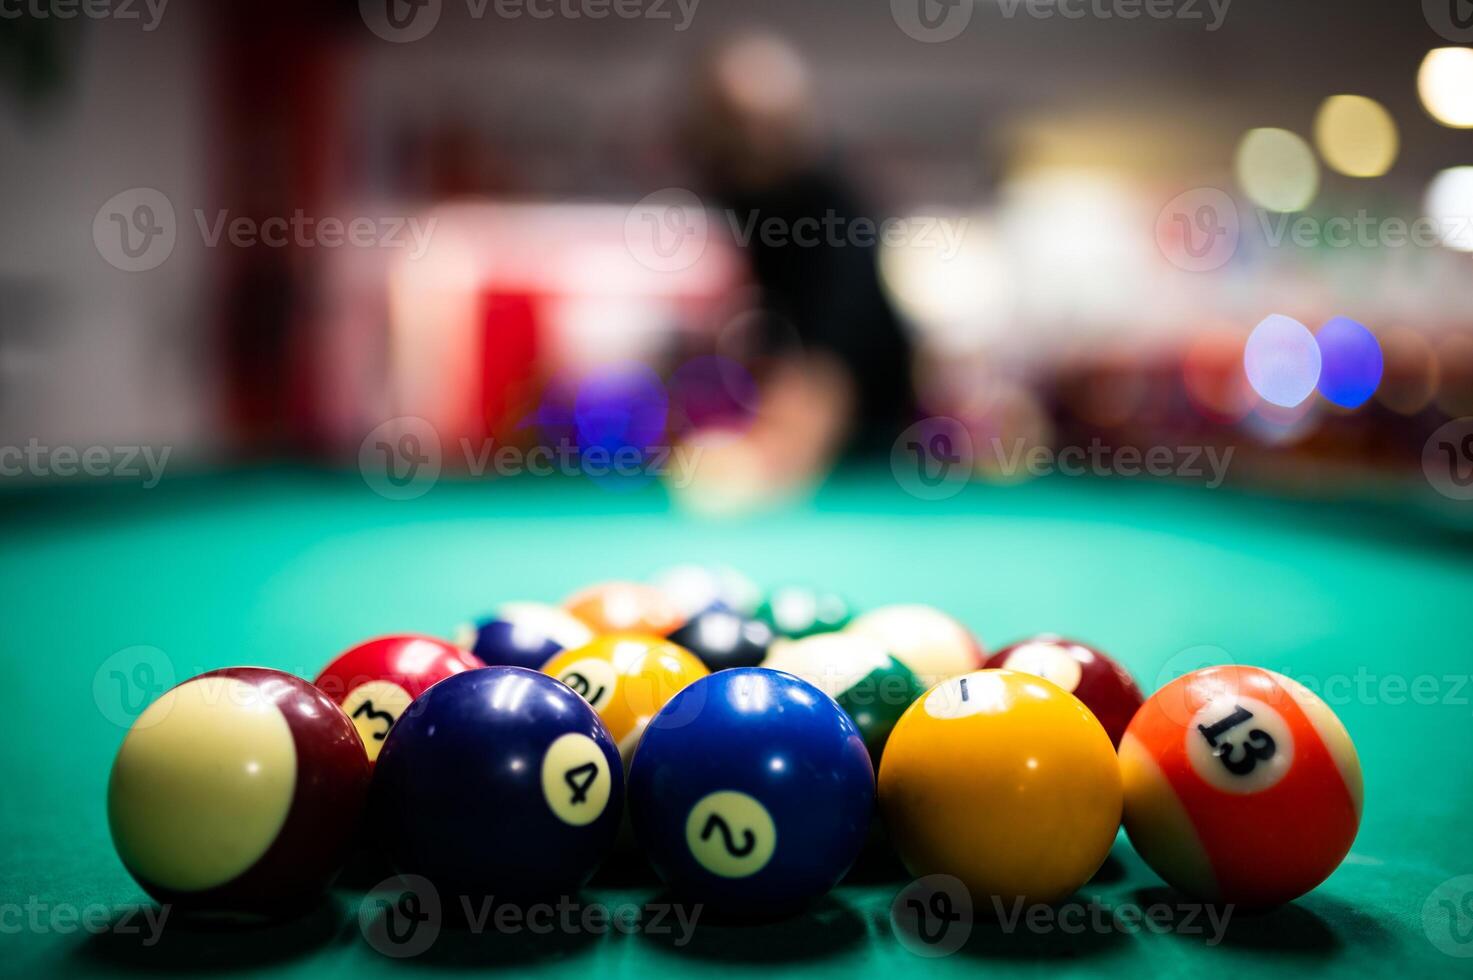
[542,634,708,763]
[878,669,1122,907]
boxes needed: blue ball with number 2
[627,667,875,911]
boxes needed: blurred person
[675,35,915,508]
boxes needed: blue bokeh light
[1315,316,1383,409]
[1244,314,1322,408]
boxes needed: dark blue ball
[461,603,591,671]
[627,668,874,911]
[371,667,622,900]
[667,606,774,671]
[468,619,563,670]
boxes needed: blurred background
[3,0,1472,508]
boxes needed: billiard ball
[627,668,874,912]
[371,666,622,900]
[314,634,485,762]
[541,633,709,763]
[653,563,761,617]
[1120,665,1362,907]
[108,668,370,918]
[879,669,1121,906]
[762,632,923,760]
[456,601,593,671]
[756,585,853,639]
[564,581,685,636]
[668,606,774,671]
[984,635,1143,747]
[846,604,982,687]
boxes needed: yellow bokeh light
[1235,128,1319,213]
[1314,95,1398,177]
[1419,48,1473,129]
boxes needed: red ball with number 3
[314,635,484,763]
[1120,665,1362,907]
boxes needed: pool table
[3,466,1471,976]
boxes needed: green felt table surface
[3,466,1471,976]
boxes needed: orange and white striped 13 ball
[1120,665,1362,907]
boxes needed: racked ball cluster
[105,566,1363,924]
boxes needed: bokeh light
[1183,329,1256,422]
[1314,317,1383,409]
[1375,327,1439,415]
[571,364,669,491]
[1244,314,1322,408]
[1424,167,1473,252]
[668,356,759,431]
[1418,48,1473,129]
[1235,128,1319,213]
[1313,95,1398,178]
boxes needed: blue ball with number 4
[627,667,874,912]
[371,666,623,900]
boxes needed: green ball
[763,632,923,759]
[757,586,854,640]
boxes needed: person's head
[684,34,820,193]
